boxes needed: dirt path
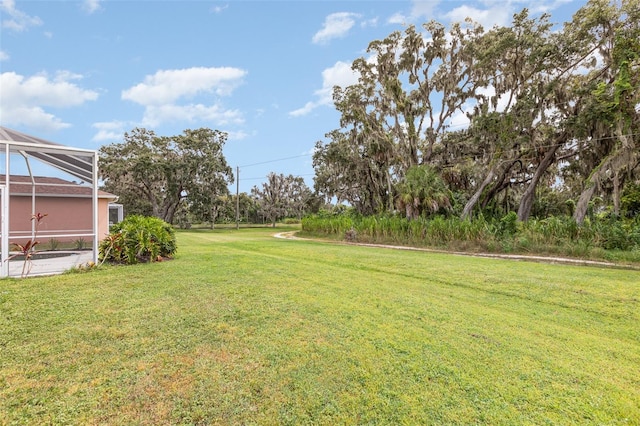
[273,230,635,269]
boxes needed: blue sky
[1,0,585,193]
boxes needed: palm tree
[396,165,452,220]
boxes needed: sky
[1,0,586,194]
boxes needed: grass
[1,226,639,424]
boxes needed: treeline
[169,173,322,229]
[99,128,321,227]
[312,0,640,226]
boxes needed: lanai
[0,126,99,277]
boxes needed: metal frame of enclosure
[0,126,99,278]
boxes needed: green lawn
[1,227,639,425]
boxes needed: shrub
[498,211,518,237]
[74,237,87,250]
[99,215,177,265]
[594,218,640,251]
[48,238,60,251]
[301,211,640,260]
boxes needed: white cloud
[289,61,359,117]
[0,0,43,32]
[0,71,99,131]
[312,12,360,45]
[224,129,250,141]
[140,104,244,128]
[0,50,8,61]
[122,66,246,105]
[318,60,360,96]
[539,0,576,14]
[387,13,406,25]
[92,121,128,142]
[81,0,103,14]
[92,117,250,143]
[361,17,378,28]
[388,0,571,29]
[480,0,574,15]
[121,66,247,128]
[289,101,317,118]
[444,4,511,29]
[2,106,70,131]
[443,0,574,29]
[211,3,228,14]
[388,0,440,25]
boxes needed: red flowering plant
[6,212,48,278]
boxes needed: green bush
[99,215,177,265]
[595,218,640,250]
[74,237,87,250]
[498,211,518,237]
[48,238,60,251]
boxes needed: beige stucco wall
[7,196,111,244]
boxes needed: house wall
[7,196,111,244]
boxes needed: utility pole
[236,166,240,230]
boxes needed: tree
[100,127,233,224]
[251,173,313,226]
[313,128,392,215]
[621,181,640,218]
[311,0,639,223]
[189,194,229,228]
[287,177,316,219]
[457,9,566,220]
[571,0,640,224]
[396,165,451,220]
[315,19,486,215]
[229,192,260,224]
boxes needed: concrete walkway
[7,251,95,278]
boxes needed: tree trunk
[461,168,495,220]
[518,143,560,221]
[573,122,638,224]
[481,171,509,210]
[612,171,620,216]
[150,196,160,220]
[158,193,182,224]
[211,205,219,229]
[164,204,177,225]
[405,203,412,221]
[573,184,596,225]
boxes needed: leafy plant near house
[74,237,86,250]
[99,215,177,265]
[48,238,60,251]
[6,212,48,278]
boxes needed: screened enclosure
[0,126,105,277]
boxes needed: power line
[237,131,638,171]
[242,173,315,181]
[235,130,638,182]
[239,153,311,168]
